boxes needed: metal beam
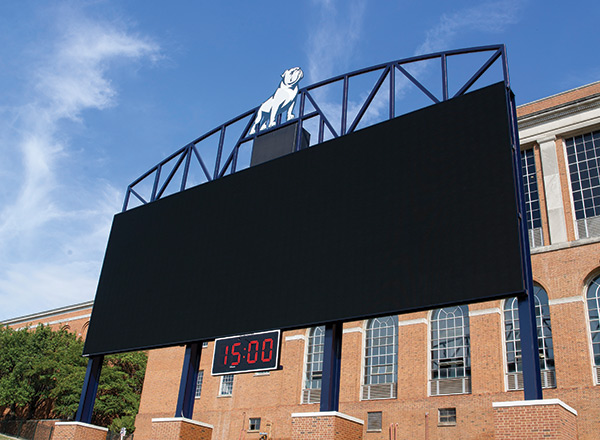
[124,45,507,211]
[504,69,543,400]
[175,342,202,419]
[75,355,104,423]
[518,293,543,399]
[320,322,342,412]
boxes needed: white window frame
[564,130,600,239]
[503,286,556,391]
[361,315,398,400]
[429,306,471,396]
[301,326,325,404]
[585,274,600,385]
[248,417,261,431]
[219,374,234,397]
[438,408,457,426]
[195,370,204,399]
[520,147,544,247]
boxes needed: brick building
[3,81,600,439]
[2,301,93,340]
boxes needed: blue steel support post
[518,292,543,399]
[175,342,202,419]
[513,100,543,399]
[320,322,342,412]
[75,355,104,423]
[441,54,448,101]
[502,46,543,400]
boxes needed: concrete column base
[151,417,213,440]
[51,422,108,440]
[493,399,578,439]
[291,411,364,440]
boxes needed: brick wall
[494,400,577,439]
[291,413,363,440]
[135,346,185,440]
[151,418,212,440]
[51,422,107,440]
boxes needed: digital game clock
[211,330,280,375]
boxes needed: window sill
[438,423,456,427]
[217,395,232,398]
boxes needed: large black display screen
[83,82,524,356]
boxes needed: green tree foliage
[0,325,147,433]
[0,325,85,419]
[94,352,147,433]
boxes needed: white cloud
[416,0,523,56]
[0,5,160,320]
[37,20,159,120]
[305,0,520,133]
[306,0,367,84]
[304,0,524,136]
[0,259,100,320]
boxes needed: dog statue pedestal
[251,122,310,166]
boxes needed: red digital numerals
[261,338,273,362]
[222,338,274,365]
[213,331,279,375]
[247,340,259,363]
[231,342,241,366]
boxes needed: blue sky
[0,0,598,321]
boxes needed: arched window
[504,286,555,390]
[81,321,90,338]
[587,275,600,383]
[302,326,324,404]
[362,316,397,400]
[430,306,471,395]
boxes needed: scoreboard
[211,330,280,375]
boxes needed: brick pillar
[51,422,108,440]
[493,399,578,439]
[151,417,213,440]
[291,411,363,440]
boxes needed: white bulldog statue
[249,67,304,134]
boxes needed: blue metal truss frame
[122,45,507,211]
[76,44,541,424]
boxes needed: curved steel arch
[122,44,510,212]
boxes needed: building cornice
[530,236,600,255]
[1,300,94,326]
[518,93,600,131]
